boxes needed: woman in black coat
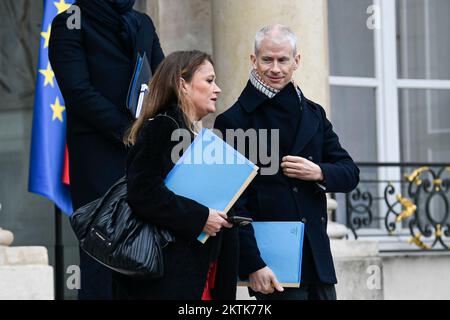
[49,0,164,299]
[114,51,239,300]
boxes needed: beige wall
[140,0,213,55]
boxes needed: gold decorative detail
[433,179,442,192]
[395,194,417,222]
[405,167,429,186]
[436,224,443,238]
[409,232,431,250]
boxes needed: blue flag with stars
[29,0,74,215]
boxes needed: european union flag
[28,0,75,215]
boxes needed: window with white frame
[327,0,450,248]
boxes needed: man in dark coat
[214,24,359,300]
[49,0,164,299]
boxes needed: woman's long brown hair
[124,50,213,146]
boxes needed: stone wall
[382,253,450,300]
[0,0,42,111]
[0,246,54,300]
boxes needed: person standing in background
[49,0,164,299]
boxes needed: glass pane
[330,86,380,229]
[399,89,450,162]
[397,0,450,79]
[328,0,375,77]
[330,86,378,162]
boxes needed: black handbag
[70,176,175,278]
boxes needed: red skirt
[201,261,218,300]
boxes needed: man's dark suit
[49,9,164,299]
[214,82,359,287]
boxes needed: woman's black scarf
[77,0,140,55]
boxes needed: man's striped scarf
[249,69,302,102]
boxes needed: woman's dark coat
[113,106,239,300]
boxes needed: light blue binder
[239,221,305,287]
[164,128,258,243]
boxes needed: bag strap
[151,113,180,129]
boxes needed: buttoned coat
[214,82,359,284]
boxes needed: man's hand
[249,266,284,294]
[281,155,324,181]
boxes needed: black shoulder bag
[70,114,179,278]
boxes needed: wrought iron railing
[345,163,450,250]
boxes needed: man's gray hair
[254,24,298,56]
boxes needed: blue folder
[126,52,151,118]
[164,128,259,243]
[239,221,305,287]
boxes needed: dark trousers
[78,247,113,300]
[253,284,337,300]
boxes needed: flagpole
[54,206,65,300]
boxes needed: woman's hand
[203,209,233,237]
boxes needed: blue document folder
[239,221,305,287]
[164,128,259,243]
[126,52,151,118]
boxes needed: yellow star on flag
[40,24,51,49]
[50,97,66,122]
[39,62,55,87]
[54,0,71,14]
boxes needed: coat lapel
[290,94,320,156]
[238,81,321,156]
[238,81,270,113]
